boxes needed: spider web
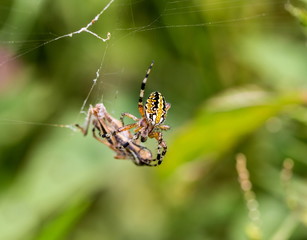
[0,2,296,238]
[0,0,290,131]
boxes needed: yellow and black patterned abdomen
[145,91,167,126]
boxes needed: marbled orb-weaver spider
[76,103,155,166]
[116,61,171,166]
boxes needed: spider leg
[143,131,167,166]
[120,112,139,126]
[138,61,154,118]
[157,124,171,131]
[117,123,139,134]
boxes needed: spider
[116,61,171,166]
[75,103,156,166]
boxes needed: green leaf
[285,3,307,27]
[34,199,91,240]
[161,89,305,174]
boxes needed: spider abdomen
[145,91,167,125]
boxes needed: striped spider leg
[75,103,155,166]
[117,61,171,166]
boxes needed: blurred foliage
[1,0,307,239]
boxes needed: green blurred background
[1,0,307,239]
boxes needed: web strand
[0,0,115,68]
[0,0,116,132]
[116,13,268,32]
[79,43,109,116]
[0,0,283,131]
[0,119,77,131]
